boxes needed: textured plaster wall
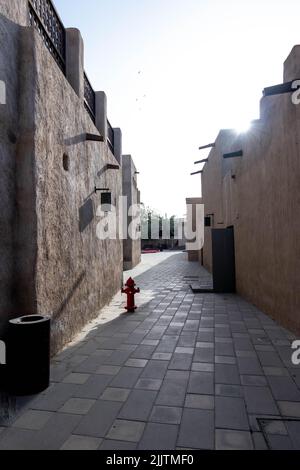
[201,48,300,334]
[0,2,123,353]
[0,0,29,336]
[33,33,123,353]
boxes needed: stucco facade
[200,46,300,335]
[0,0,124,353]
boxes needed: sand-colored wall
[201,47,300,334]
[0,2,123,353]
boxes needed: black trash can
[6,315,51,396]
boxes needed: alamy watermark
[0,340,6,365]
[95,198,204,251]
[292,340,300,365]
[0,80,6,105]
[291,80,300,105]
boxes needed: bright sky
[54,0,300,217]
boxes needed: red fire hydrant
[122,278,140,313]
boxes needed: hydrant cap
[126,277,135,287]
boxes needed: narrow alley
[0,252,299,450]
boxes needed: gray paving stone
[215,364,240,385]
[12,410,53,430]
[30,383,78,412]
[156,371,189,407]
[74,400,122,438]
[215,342,235,356]
[215,356,236,365]
[243,386,279,415]
[141,360,169,379]
[233,338,254,351]
[102,349,132,366]
[73,352,113,373]
[50,363,72,382]
[0,428,39,450]
[168,353,193,371]
[150,406,182,424]
[252,432,268,450]
[278,401,300,418]
[152,352,172,361]
[215,384,244,398]
[96,365,121,376]
[110,367,143,388]
[237,356,264,375]
[267,376,300,401]
[155,339,178,353]
[135,378,163,391]
[177,409,214,449]
[22,413,82,450]
[72,374,113,399]
[236,350,257,358]
[61,435,102,450]
[197,331,214,342]
[141,340,160,346]
[119,390,157,421]
[175,347,194,354]
[215,396,249,430]
[240,375,268,387]
[100,388,131,402]
[138,423,178,450]
[177,334,197,347]
[63,373,90,384]
[192,362,214,372]
[185,394,214,410]
[216,429,253,450]
[257,351,284,367]
[194,348,214,363]
[130,345,157,359]
[267,435,293,450]
[59,398,96,415]
[107,420,145,443]
[285,420,300,449]
[100,439,137,450]
[188,372,214,395]
[263,367,289,377]
[125,359,148,368]
[196,341,214,348]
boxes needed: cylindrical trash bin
[6,315,51,396]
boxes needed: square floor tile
[150,406,182,425]
[216,429,253,450]
[63,373,90,384]
[61,435,102,450]
[59,398,96,415]
[12,410,53,431]
[100,388,131,402]
[107,420,145,443]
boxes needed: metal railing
[84,72,96,123]
[28,0,115,137]
[107,120,115,155]
[28,0,66,73]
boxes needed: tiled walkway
[0,252,300,450]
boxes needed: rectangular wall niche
[205,216,212,227]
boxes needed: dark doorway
[212,227,236,293]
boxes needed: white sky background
[55,0,300,217]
